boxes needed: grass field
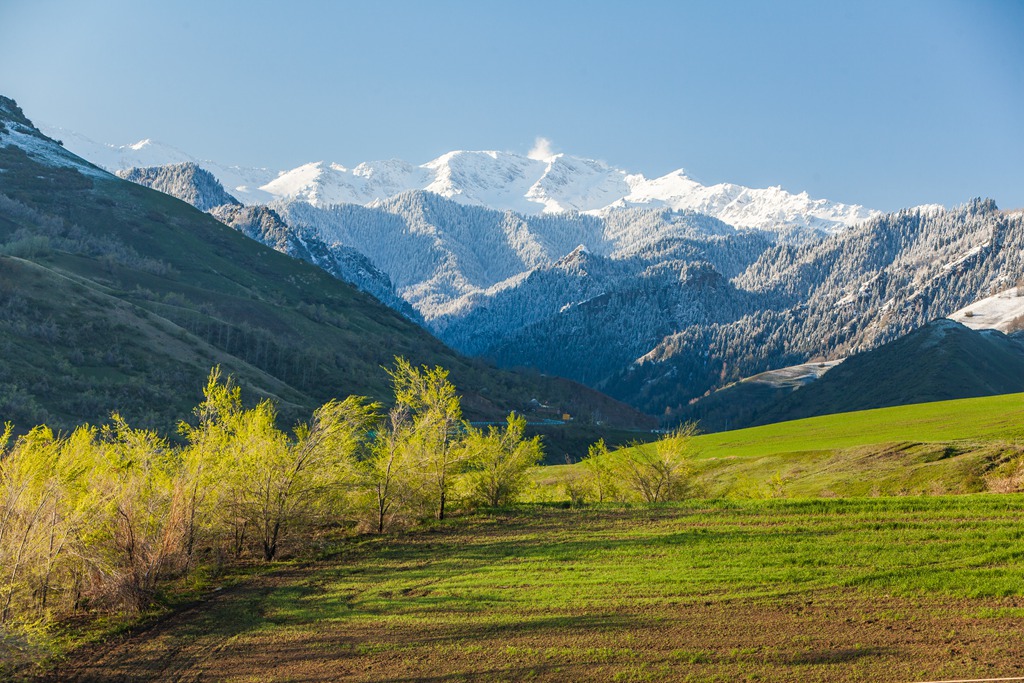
[693,392,1024,458]
[536,393,1024,500]
[51,497,1024,682]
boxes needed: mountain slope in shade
[46,126,877,234]
[1,96,651,435]
[752,319,1024,426]
[674,360,844,433]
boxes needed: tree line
[0,358,544,633]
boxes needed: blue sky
[1,0,1022,211]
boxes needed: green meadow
[53,498,1024,682]
[14,392,1024,682]
[694,392,1024,457]
[537,393,1024,500]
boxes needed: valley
[3,86,1024,683]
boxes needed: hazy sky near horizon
[1,0,1022,212]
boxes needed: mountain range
[0,97,651,446]
[43,126,877,234]
[37,115,1024,424]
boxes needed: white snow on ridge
[948,286,1024,333]
[40,125,278,203]
[738,359,844,389]
[1,124,110,179]
[42,127,196,171]
[942,243,988,271]
[423,151,547,214]
[614,171,877,233]
[47,127,878,233]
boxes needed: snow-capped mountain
[45,127,878,234]
[16,109,1024,424]
[117,163,240,212]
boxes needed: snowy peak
[423,150,547,213]
[527,154,631,213]
[39,124,277,204]
[617,173,876,233]
[43,127,197,172]
[552,244,595,273]
[50,125,878,233]
[260,159,431,207]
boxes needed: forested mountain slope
[0,96,650,434]
[618,201,1024,414]
[86,118,1022,421]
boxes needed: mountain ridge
[0,96,653,439]
[45,126,878,234]
[37,111,1024,424]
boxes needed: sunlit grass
[535,393,1024,499]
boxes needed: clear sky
[1,0,1022,212]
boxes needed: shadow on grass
[781,646,889,665]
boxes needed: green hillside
[696,391,1024,458]
[539,392,1024,499]
[0,97,650,435]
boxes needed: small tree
[388,358,466,521]
[581,438,618,503]
[177,367,242,567]
[616,424,699,503]
[236,396,377,561]
[93,415,182,612]
[357,406,418,533]
[0,425,95,622]
[464,413,543,507]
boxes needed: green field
[18,394,1024,681]
[694,392,1024,458]
[51,498,1024,682]
[537,393,1024,500]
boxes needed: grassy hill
[537,392,1024,498]
[0,97,651,436]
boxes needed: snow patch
[0,124,110,178]
[948,286,1024,333]
[942,243,988,271]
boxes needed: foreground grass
[52,497,1024,682]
